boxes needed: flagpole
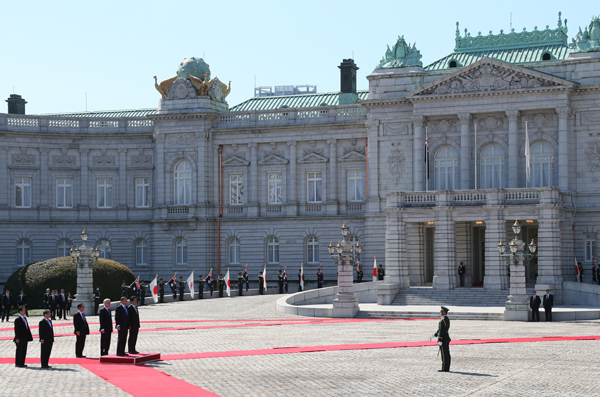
[425,126,429,192]
[525,121,530,188]
[474,123,477,190]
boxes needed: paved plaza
[1,294,600,396]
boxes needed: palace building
[1,13,600,304]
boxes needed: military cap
[440,306,449,312]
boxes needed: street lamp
[329,222,362,267]
[330,222,361,317]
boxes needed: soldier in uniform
[140,280,147,306]
[178,276,185,301]
[458,262,466,287]
[243,266,249,291]
[258,271,265,295]
[592,262,597,284]
[168,274,177,299]
[218,273,225,297]
[378,264,385,280]
[198,275,204,299]
[283,268,288,293]
[120,281,129,300]
[357,266,363,282]
[131,279,140,302]
[317,268,324,288]
[278,270,284,294]
[158,278,165,303]
[93,288,101,315]
[237,272,244,296]
[433,306,451,372]
[298,270,303,292]
[206,271,214,296]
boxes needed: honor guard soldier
[377,264,385,280]
[198,275,204,299]
[278,270,284,294]
[168,275,177,299]
[140,281,147,306]
[218,273,225,297]
[433,306,451,372]
[258,271,265,295]
[244,265,249,291]
[317,268,324,288]
[237,272,244,296]
[121,281,129,300]
[158,278,165,303]
[298,270,303,292]
[178,277,185,301]
[458,262,466,287]
[357,266,363,282]
[283,268,288,293]
[206,271,214,296]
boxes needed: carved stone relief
[166,134,195,147]
[474,116,504,131]
[93,155,116,166]
[303,149,324,157]
[524,113,554,130]
[383,122,409,135]
[585,140,600,182]
[12,154,35,164]
[429,119,457,133]
[52,155,76,165]
[263,151,284,159]
[131,155,153,166]
[582,111,600,125]
[387,147,405,186]
[343,147,365,155]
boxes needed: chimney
[338,59,359,105]
[6,94,27,114]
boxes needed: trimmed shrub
[3,257,135,309]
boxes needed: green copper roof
[424,44,571,71]
[230,91,369,112]
[43,109,157,118]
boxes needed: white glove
[438,341,442,346]
[431,334,436,339]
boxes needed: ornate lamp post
[70,229,100,316]
[498,220,537,321]
[327,222,361,318]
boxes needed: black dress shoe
[116,353,126,357]
[16,365,27,368]
[129,351,139,354]
[41,365,51,369]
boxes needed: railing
[403,193,436,206]
[8,117,38,128]
[337,107,366,117]
[227,206,244,215]
[128,119,153,128]
[257,112,288,121]
[345,202,363,212]
[266,205,282,214]
[505,191,539,201]
[219,114,251,124]
[297,110,328,119]
[49,119,79,128]
[167,207,190,214]
[1,114,154,133]
[90,120,119,128]
[305,204,322,213]
[453,192,486,203]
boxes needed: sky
[1,0,595,115]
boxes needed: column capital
[78,148,89,154]
[327,138,337,145]
[457,112,472,124]
[411,115,426,127]
[287,140,297,147]
[39,147,50,154]
[365,118,379,130]
[505,109,520,121]
[556,106,570,119]
[247,142,257,149]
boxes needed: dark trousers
[208,283,213,296]
[128,328,139,353]
[41,341,53,367]
[544,306,553,321]
[459,275,464,287]
[440,341,451,371]
[245,281,249,291]
[238,286,243,296]
[218,287,224,297]
[179,290,184,301]
[284,283,288,293]
[1,307,10,322]
[117,328,128,355]
[159,292,164,303]
[278,282,283,294]
[75,334,86,357]
[57,307,63,319]
[50,307,56,320]
[259,284,264,295]
[100,331,111,356]
[15,341,28,366]
[199,287,204,299]
[531,308,540,322]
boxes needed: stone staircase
[391,287,511,307]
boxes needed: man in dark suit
[56,290,63,320]
[115,297,130,356]
[317,269,324,289]
[58,289,67,319]
[99,298,113,356]
[530,290,541,322]
[18,290,28,317]
[543,289,554,321]
[73,303,89,358]
[39,309,54,368]
[2,290,13,322]
[127,296,140,354]
[43,288,50,310]
[48,290,58,320]
[14,305,32,367]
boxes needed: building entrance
[424,227,434,283]
[472,226,486,286]
[524,226,538,283]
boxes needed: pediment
[338,150,366,162]
[298,152,329,164]
[258,153,289,165]
[407,58,576,98]
[222,155,250,167]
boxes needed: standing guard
[244,265,249,291]
[158,278,165,303]
[433,306,451,372]
[278,270,284,294]
[237,272,244,296]
[178,276,185,301]
[198,275,204,299]
[218,273,225,297]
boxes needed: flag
[525,121,531,185]
[300,263,304,290]
[357,262,360,273]
[186,271,194,299]
[149,276,158,304]
[575,256,580,277]
[263,264,267,294]
[135,276,140,290]
[224,268,230,297]
[373,257,378,281]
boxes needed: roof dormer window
[542,52,552,61]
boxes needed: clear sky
[1,0,594,115]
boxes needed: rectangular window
[15,177,31,208]
[585,233,596,262]
[97,179,113,208]
[307,171,322,203]
[56,178,73,208]
[268,173,282,204]
[135,178,150,208]
[347,170,363,202]
[230,174,244,204]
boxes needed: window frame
[229,237,240,264]
[98,240,111,259]
[135,177,150,208]
[174,160,192,205]
[434,146,458,191]
[267,173,283,204]
[230,174,244,205]
[15,177,32,208]
[97,178,113,209]
[175,238,188,265]
[307,171,323,203]
[56,178,74,209]
[585,233,596,263]
[307,236,319,264]
[267,237,280,264]
[57,239,72,257]
[479,144,505,189]
[16,240,31,267]
[347,170,363,202]
[530,141,554,188]
[136,239,148,266]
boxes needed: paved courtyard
[1,294,599,396]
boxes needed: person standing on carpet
[14,305,32,367]
[115,297,130,356]
[73,303,89,358]
[39,309,54,368]
[128,296,140,354]
[99,299,113,356]
[433,306,451,372]
[18,290,28,317]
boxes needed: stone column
[458,113,471,190]
[327,138,337,215]
[484,219,509,290]
[79,148,90,221]
[72,237,95,316]
[213,144,220,215]
[506,110,519,188]
[39,148,50,221]
[412,116,425,191]
[154,135,166,206]
[432,218,458,289]
[197,131,208,208]
[406,223,423,285]
[0,148,8,219]
[366,119,380,212]
[117,148,127,220]
[332,240,359,318]
[248,143,258,217]
[535,217,563,293]
[378,212,408,305]
[556,107,570,190]
[287,141,297,216]
[504,254,529,321]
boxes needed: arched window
[267,237,279,264]
[229,237,240,264]
[434,146,458,190]
[542,53,551,61]
[307,236,319,264]
[174,160,192,205]
[530,142,554,187]
[98,240,111,259]
[136,239,148,266]
[176,238,187,265]
[480,144,505,189]
[449,60,458,68]
[57,239,72,257]
[17,240,30,266]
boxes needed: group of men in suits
[13,305,55,368]
[529,289,554,321]
[97,295,141,356]
[43,288,71,320]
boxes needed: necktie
[23,317,29,329]
[82,312,86,323]
[124,305,128,315]
[47,319,52,328]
